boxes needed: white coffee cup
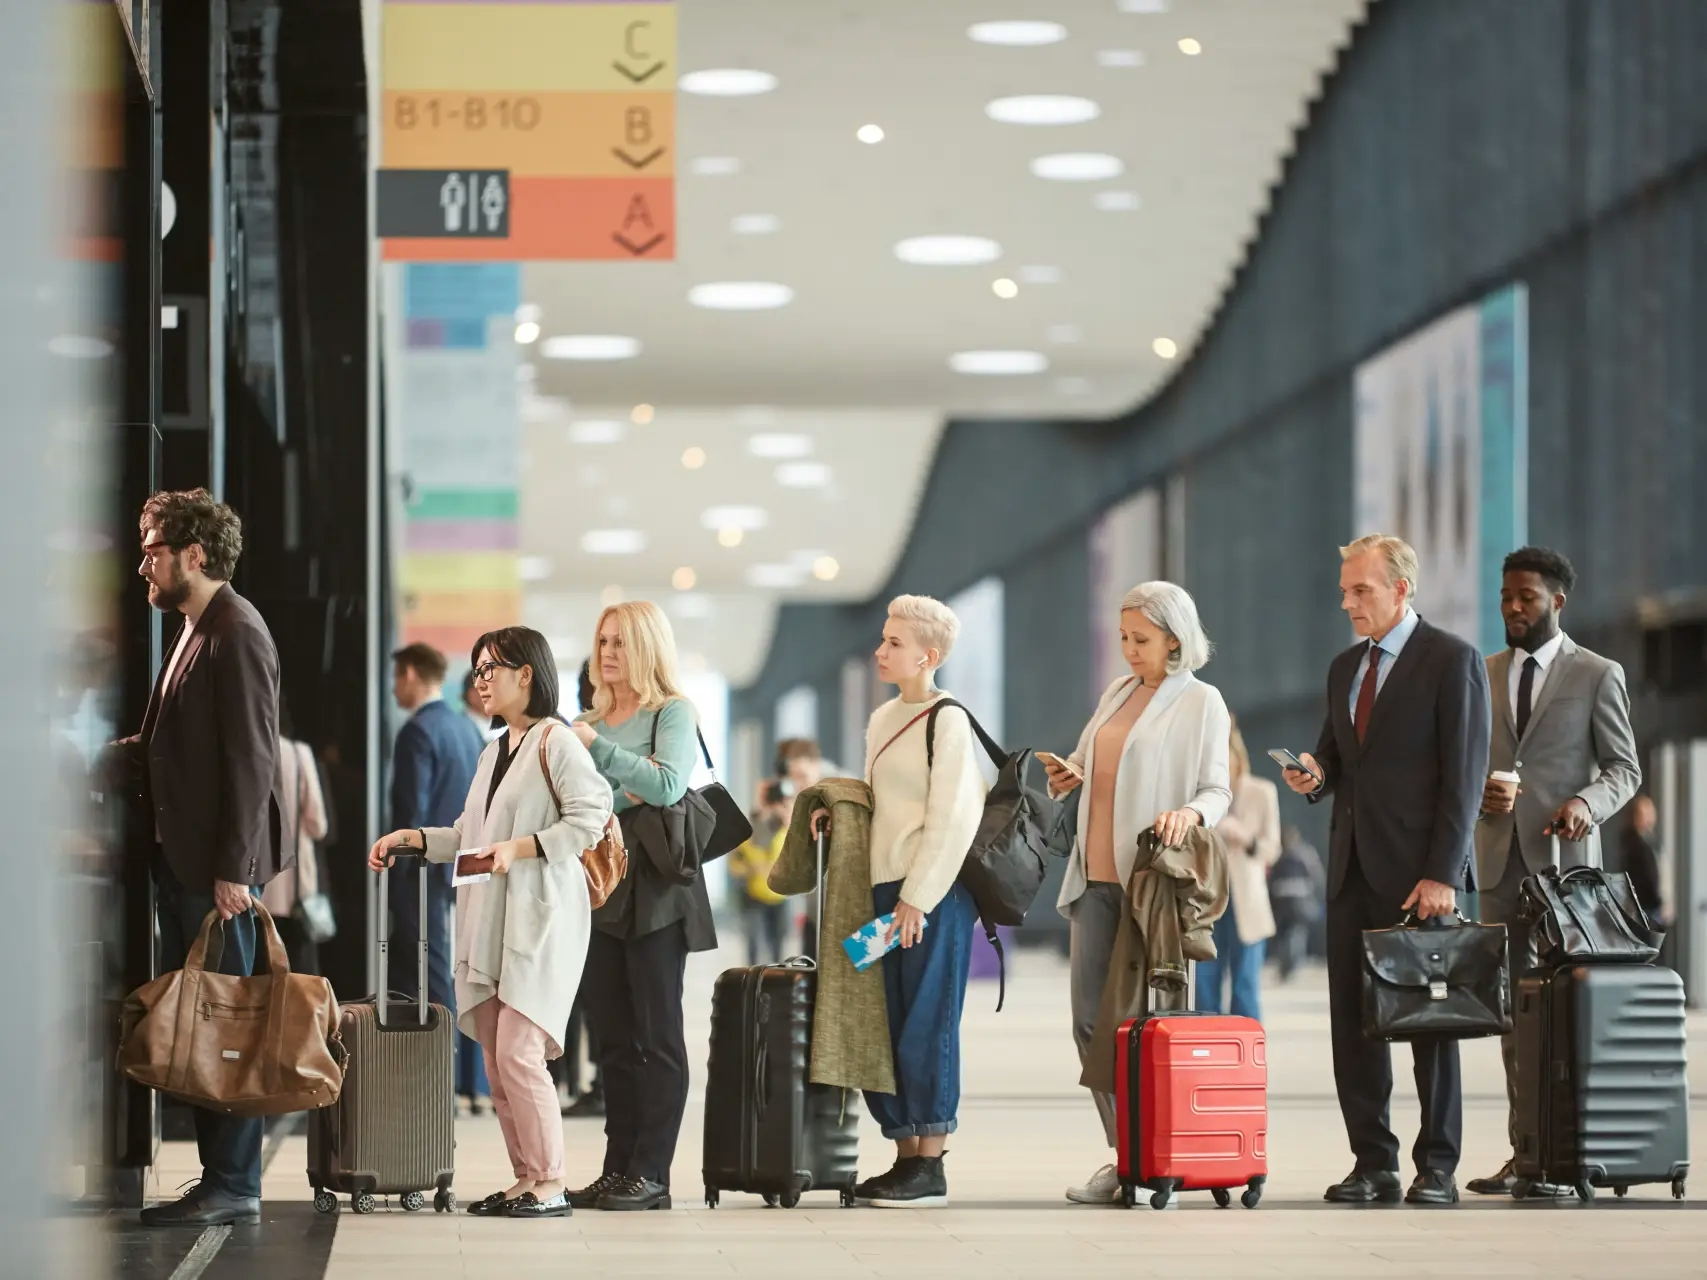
[1489,770,1520,806]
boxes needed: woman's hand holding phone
[1039,753,1083,795]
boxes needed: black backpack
[924,699,1064,1010]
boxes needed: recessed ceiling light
[688,281,794,310]
[1095,190,1142,212]
[1031,152,1125,181]
[631,403,655,424]
[515,364,537,384]
[985,95,1101,126]
[813,556,841,582]
[690,156,742,176]
[1118,0,1169,12]
[1178,37,1203,56]
[702,505,768,532]
[569,419,626,445]
[514,320,540,344]
[717,527,744,548]
[747,432,813,459]
[775,462,831,489]
[856,123,885,144]
[672,566,697,591]
[599,584,624,607]
[732,213,781,235]
[1056,376,1093,395]
[747,563,806,589]
[581,529,647,555]
[518,556,553,582]
[514,303,542,325]
[679,68,777,97]
[1019,264,1063,285]
[1097,49,1145,68]
[968,20,1067,46]
[894,235,1002,266]
[1048,324,1083,344]
[681,446,706,470]
[541,334,641,360]
[950,349,1049,376]
[1153,337,1179,359]
[992,278,1019,299]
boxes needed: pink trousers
[471,998,563,1182]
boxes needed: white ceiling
[518,0,1366,687]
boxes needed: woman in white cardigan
[1195,720,1281,1021]
[368,627,611,1220]
[1041,582,1231,1206]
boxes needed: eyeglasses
[472,659,520,684]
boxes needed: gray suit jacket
[1473,635,1641,890]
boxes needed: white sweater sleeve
[1184,689,1233,828]
[899,706,989,915]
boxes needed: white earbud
[916,656,928,669]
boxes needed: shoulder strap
[646,700,716,771]
[924,697,1005,771]
[868,706,935,778]
[536,722,564,813]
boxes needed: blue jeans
[862,881,978,1141]
[1195,900,1267,1021]
[153,864,265,1199]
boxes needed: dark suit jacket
[392,698,486,830]
[1311,616,1491,907]
[133,584,285,890]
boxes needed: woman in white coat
[1041,582,1232,1206]
[369,627,611,1220]
[1195,720,1281,1021]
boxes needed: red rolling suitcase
[1115,1011,1267,1209]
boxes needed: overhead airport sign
[377,169,510,238]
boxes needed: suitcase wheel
[1118,1182,1137,1210]
[761,1192,779,1208]
[313,1190,338,1216]
[1241,1180,1263,1210]
[1211,1187,1231,1209]
[1614,1185,1628,1199]
[840,1185,857,1209]
[402,1191,426,1213]
[434,1189,456,1214]
[1673,1177,1687,1201]
[1511,1179,1532,1201]
[704,1187,719,1210]
[1575,1180,1596,1204]
[352,1192,376,1214]
[779,1189,801,1210]
[1149,1178,1181,1211]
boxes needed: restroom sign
[378,169,511,239]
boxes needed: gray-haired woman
[1040,581,1232,1205]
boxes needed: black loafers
[1406,1169,1460,1205]
[140,1185,261,1227]
[1323,1169,1404,1204]
[467,1191,515,1217]
[504,1190,573,1218]
[596,1176,671,1211]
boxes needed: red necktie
[1355,643,1382,744]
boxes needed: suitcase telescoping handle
[376,848,430,1029]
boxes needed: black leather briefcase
[1361,913,1512,1042]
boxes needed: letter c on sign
[626,21,650,60]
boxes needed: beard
[1506,611,1560,653]
[148,559,191,612]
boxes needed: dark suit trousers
[152,860,264,1199]
[1474,841,1538,1148]
[585,922,689,1185]
[1327,856,1463,1176]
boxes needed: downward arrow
[612,232,666,257]
[612,147,666,170]
[613,60,666,84]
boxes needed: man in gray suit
[1465,546,1641,1197]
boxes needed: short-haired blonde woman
[816,595,987,1208]
[1195,719,1281,1021]
[1042,581,1232,1205]
[564,601,710,1213]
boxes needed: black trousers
[585,922,689,1185]
[1326,856,1463,1176]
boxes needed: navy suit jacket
[392,698,486,833]
[1310,616,1491,907]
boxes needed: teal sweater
[581,697,697,814]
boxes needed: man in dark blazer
[1285,534,1491,1207]
[120,489,284,1227]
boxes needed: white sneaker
[1066,1162,1121,1204]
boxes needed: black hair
[469,626,561,721]
[577,659,595,713]
[1502,546,1577,595]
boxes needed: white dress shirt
[1508,630,1567,721]
[1347,608,1420,718]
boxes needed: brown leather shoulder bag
[539,721,628,908]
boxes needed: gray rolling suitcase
[308,852,457,1214]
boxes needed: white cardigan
[422,721,612,1054]
[1056,672,1233,917]
[1217,774,1282,943]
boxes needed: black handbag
[1517,865,1660,966]
[643,711,752,865]
[1361,912,1512,1042]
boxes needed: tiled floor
[149,945,1707,1279]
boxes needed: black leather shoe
[504,1190,573,1219]
[561,1090,605,1118]
[466,1191,515,1217]
[140,1185,261,1227]
[568,1171,624,1210]
[1406,1169,1460,1205]
[596,1175,672,1211]
[1466,1159,1516,1196]
[1323,1169,1404,1204]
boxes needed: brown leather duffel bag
[119,900,345,1116]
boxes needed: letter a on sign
[623,195,655,231]
[612,193,666,257]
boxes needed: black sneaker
[867,1156,948,1209]
[854,1159,903,1202]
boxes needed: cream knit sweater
[864,693,989,914]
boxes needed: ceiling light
[702,505,768,532]
[599,584,624,607]
[985,95,1101,126]
[1056,376,1093,395]
[541,334,641,360]
[1097,49,1145,68]
[1019,264,1063,285]
[992,278,1019,299]
[514,303,542,324]
[747,563,806,589]
[515,364,537,384]
[717,527,744,548]
[1178,37,1202,56]
[775,462,831,489]
[518,556,553,582]
[688,282,794,311]
[813,556,841,582]
[1095,191,1142,212]
[690,156,741,176]
[747,432,812,459]
[950,350,1049,376]
[732,213,781,235]
[681,446,707,470]
[569,419,625,445]
[1031,152,1125,182]
[968,20,1067,46]
[1048,324,1083,344]
[1152,337,1179,359]
[856,124,885,144]
[894,235,1002,266]
[581,529,647,555]
[514,320,540,344]
[672,566,697,591]
[1118,0,1169,12]
[679,68,777,96]
[631,403,655,424]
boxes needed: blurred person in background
[1196,718,1281,1020]
[727,741,820,965]
[1267,825,1325,982]
[1620,794,1665,930]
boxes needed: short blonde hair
[1341,533,1420,599]
[887,594,960,664]
[586,600,691,722]
[1120,581,1212,673]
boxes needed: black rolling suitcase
[308,852,457,1215]
[1512,963,1690,1202]
[702,831,860,1208]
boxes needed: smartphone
[452,849,495,885]
[1035,751,1083,779]
[1267,748,1320,781]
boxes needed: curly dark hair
[140,488,244,581]
[1502,546,1576,595]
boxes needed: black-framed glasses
[472,659,520,683]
